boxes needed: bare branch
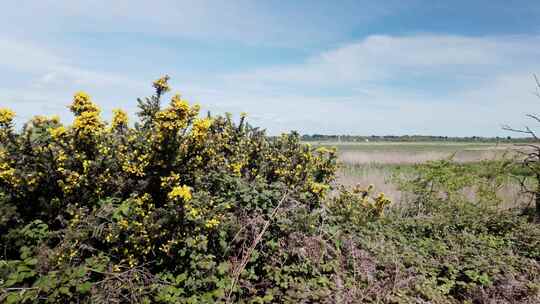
[526,114,540,124]
[226,192,289,303]
[502,125,538,139]
[534,74,540,98]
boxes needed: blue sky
[2,0,540,136]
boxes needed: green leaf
[6,293,20,304]
[77,282,93,293]
[217,262,229,275]
[59,286,71,295]
[24,258,38,266]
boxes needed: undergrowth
[0,76,538,303]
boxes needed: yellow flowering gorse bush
[0,76,344,303]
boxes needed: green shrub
[1,76,538,303]
[0,76,338,303]
[393,159,511,216]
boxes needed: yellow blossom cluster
[372,193,391,216]
[70,92,104,140]
[72,111,104,139]
[58,171,82,194]
[110,108,128,131]
[191,117,213,141]
[159,239,179,254]
[49,126,67,139]
[0,108,15,126]
[168,185,192,201]
[0,149,19,185]
[121,150,150,177]
[352,185,391,216]
[315,146,335,154]
[69,92,100,115]
[161,172,181,188]
[309,181,329,195]
[103,194,157,267]
[205,218,220,229]
[230,162,244,176]
[152,75,171,94]
[155,94,199,132]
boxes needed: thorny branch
[226,191,288,303]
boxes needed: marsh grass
[333,142,531,208]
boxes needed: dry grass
[337,165,402,203]
[338,164,530,209]
[338,150,504,165]
[334,142,530,208]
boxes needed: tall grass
[335,143,530,208]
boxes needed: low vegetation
[1,76,539,303]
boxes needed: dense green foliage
[0,77,341,303]
[394,159,511,213]
[1,77,539,303]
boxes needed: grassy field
[317,141,529,207]
[317,141,513,164]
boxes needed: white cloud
[207,34,540,135]
[0,37,148,124]
[2,32,540,136]
[226,34,540,88]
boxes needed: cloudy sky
[2,0,540,136]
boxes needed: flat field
[321,141,513,164]
[311,141,528,207]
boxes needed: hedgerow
[0,76,345,303]
[1,76,539,303]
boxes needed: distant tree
[503,75,540,219]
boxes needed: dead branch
[226,191,288,303]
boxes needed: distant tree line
[300,134,535,143]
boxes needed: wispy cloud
[2,2,540,136]
[0,37,147,123]
[226,34,540,89]
[212,34,540,135]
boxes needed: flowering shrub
[327,184,391,227]
[0,76,341,303]
[1,76,538,303]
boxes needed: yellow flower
[231,163,243,175]
[168,185,192,201]
[0,165,17,184]
[160,173,181,188]
[191,117,213,140]
[50,115,61,124]
[188,207,199,218]
[159,243,171,254]
[73,110,104,139]
[310,182,329,195]
[69,92,100,115]
[155,94,196,132]
[110,108,128,130]
[49,126,67,139]
[205,218,220,229]
[118,219,129,229]
[152,75,170,94]
[0,108,15,125]
[170,94,189,111]
[81,161,91,174]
